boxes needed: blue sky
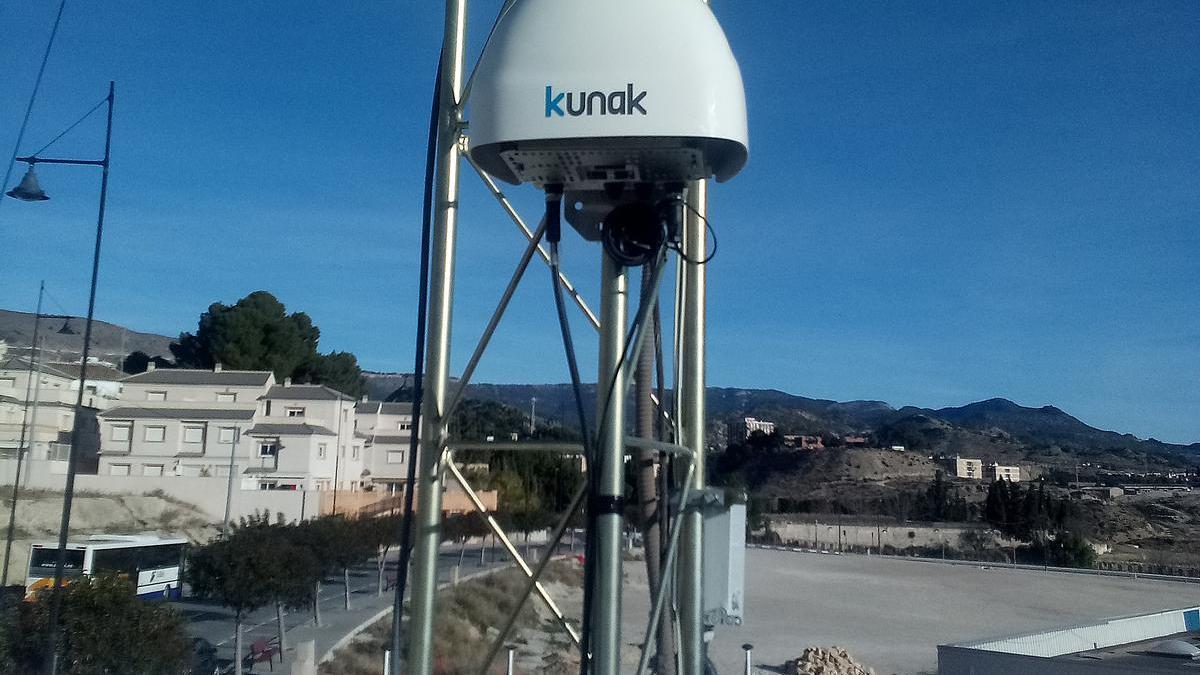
[1,2,1197,443]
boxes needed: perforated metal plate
[499,145,706,189]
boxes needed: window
[30,548,84,575]
[258,442,278,458]
[182,425,205,444]
[398,421,412,431]
[352,445,360,460]
[216,392,236,402]
[218,427,236,443]
[142,464,164,477]
[179,465,202,477]
[0,377,15,389]
[110,424,131,442]
[109,464,130,476]
[144,426,166,442]
[146,391,166,401]
[318,443,327,459]
[387,451,406,464]
[286,407,305,418]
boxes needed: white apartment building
[953,457,1021,482]
[728,416,776,442]
[0,355,123,465]
[955,457,984,480]
[97,365,273,482]
[989,463,1021,482]
[355,400,414,494]
[244,382,362,492]
[96,365,407,494]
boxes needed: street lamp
[6,81,114,675]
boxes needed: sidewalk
[186,541,520,672]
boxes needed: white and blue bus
[26,535,187,600]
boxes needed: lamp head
[6,164,49,201]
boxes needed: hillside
[423,380,1198,463]
[0,309,174,365]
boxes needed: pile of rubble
[785,646,875,675]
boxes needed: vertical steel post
[406,0,467,671]
[677,178,708,675]
[593,253,628,673]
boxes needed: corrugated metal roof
[123,369,272,386]
[99,407,256,420]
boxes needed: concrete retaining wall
[1,457,309,522]
[769,518,985,551]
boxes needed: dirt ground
[0,488,215,584]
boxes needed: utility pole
[529,397,536,436]
[2,284,44,588]
[332,392,344,515]
[222,425,241,534]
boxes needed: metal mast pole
[636,270,674,675]
[406,0,467,671]
[2,282,44,588]
[593,253,629,673]
[677,177,708,674]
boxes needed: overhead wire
[1,0,68,221]
[27,96,108,159]
[390,49,443,675]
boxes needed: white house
[355,400,415,494]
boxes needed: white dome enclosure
[467,0,749,236]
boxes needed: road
[174,540,550,671]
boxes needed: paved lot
[698,549,1200,674]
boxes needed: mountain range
[2,308,1193,462]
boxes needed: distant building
[843,435,868,447]
[955,457,984,480]
[783,434,824,450]
[890,445,906,452]
[728,417,775,442]
[989,463,1021,482]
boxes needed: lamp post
[6,81,114,675]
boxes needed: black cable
[544,191,600,673]
[27,96,108,158]
[1,0,67,222]
[390,50,442,675]
[669,202,718,265]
